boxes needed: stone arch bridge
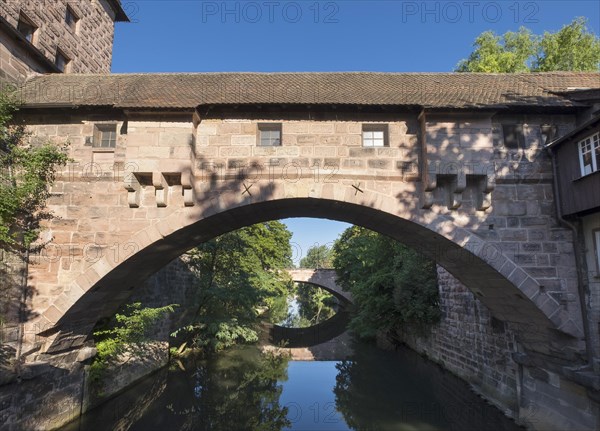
[9,72,597,370]
[267,268,352,348]
[286,268,352,304]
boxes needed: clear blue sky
[112,1,599,73]
[110,1,599,262]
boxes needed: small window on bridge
[93,124,118,149]
[362,124,388,147]
[258,123,282,146]
[502,124,526,150]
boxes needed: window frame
[17,12,37,44]
[362,124,389,147]
[93,124,118,150]
[257,123,282,146]
[593,228,600,277]
[540,124,558,146]
[54,49,71,72]
[65,5,80,33]
[502,124,527,150]
[578,131,600,177]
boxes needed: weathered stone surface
[1,104,593,430]
[0,0,119,82]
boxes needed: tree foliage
[332,227,440,339]
[299,244,334,268]
[178,221,293,352]
[535,18,600,71]
[90,303,178,386]
[0,91,69,251]
[279,282,337,328]
[456,18,600,72]
[295,283,337,324]
[456,27,535,72]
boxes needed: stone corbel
[153,172,168,207]
[181,171,194,207]
[421,163,438,209]
[124,173,141,208]
[447,172,466,210]
[476,168,496,211]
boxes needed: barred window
[362,124,388,147]
[258,123,282,146]
[94,124,118,149]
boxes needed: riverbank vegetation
[89,303,178,388]
[332,226,441,340]
[173,221,294,352]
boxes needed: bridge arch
[286,269,352,304]
[265,268,352,348]
[37,184,579,356]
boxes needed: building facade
[547,90,600,372]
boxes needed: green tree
[332,227,440,339]
[178,221,293,352]
[90,303,178,389]
[299,244,334,268]
[0,91,69,251]
[296,282,336,324]
[456,18,600,72]
[535,17,600,71]
[456,27,535,72]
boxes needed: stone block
[493,201,527,216]
[230,135,256,146]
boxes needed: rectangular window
[502,124,526,150]
[65,6,80,33]
[540,124,558,146]
[258,123,282,146]
[94,124,118,149]
[17,13,37,43]
[54,49,70,72]
[362,124,388,147]
[578,132,600,177]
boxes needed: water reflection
[334,342,524,431]
[132,347,290,431]
[61,339,523,431]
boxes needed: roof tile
[15,72,600,110]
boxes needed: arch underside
[44,197,579,357]
[267,308,352,348]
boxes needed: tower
[0,0,128,84]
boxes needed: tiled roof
[16,72,600,110]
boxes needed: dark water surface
[61,339,524,431]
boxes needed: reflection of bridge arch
[267,308,351,348]
[267,268,353,347]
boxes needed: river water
[61,338,524,431]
